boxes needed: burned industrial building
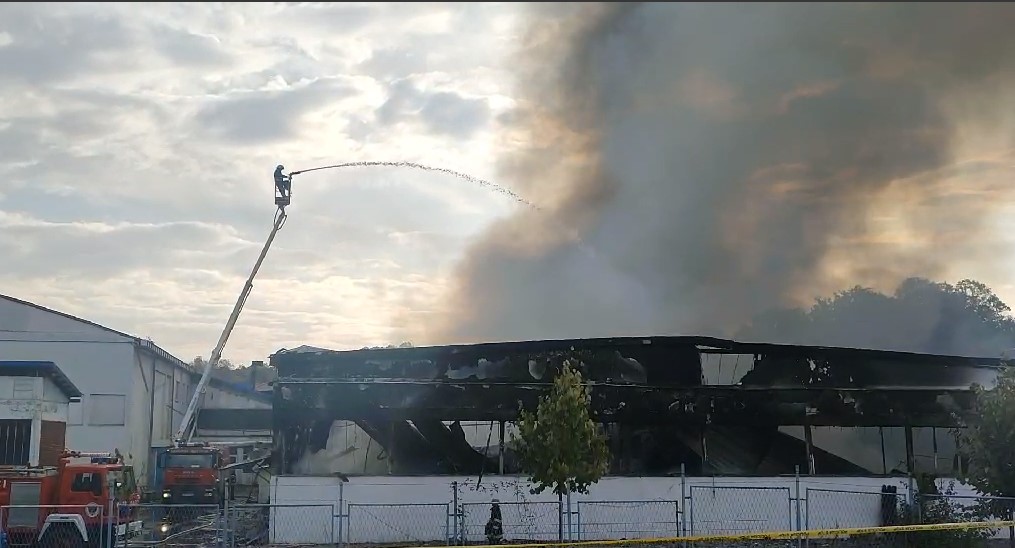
[270,336,1004,478]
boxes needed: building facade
[0,294,270,486]
[0,360,81,467]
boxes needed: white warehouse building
[0,294,270,487]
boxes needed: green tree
[955,365,1015,498]
[510,359,611,541]
[191,356,278,386]
[510,358,610,497]
[947,365,1015,544]
[191,356,235,370]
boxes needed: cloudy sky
[5,3,1015,366]
[0,2,527,365]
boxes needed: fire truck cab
[159,443,230,506]
[0,450,142,548]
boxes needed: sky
[4,3,1015,367]
[0,2,525,365]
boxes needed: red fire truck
[161,165,292,507]
[159,443,231,505]
[0,450,142,548]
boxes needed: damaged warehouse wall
[270,336,1002,477]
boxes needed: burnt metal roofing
[273,335,1006,368]
[0,360,82,400]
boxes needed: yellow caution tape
[412,520,1015,548]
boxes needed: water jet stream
[289,161,657,328]
[291,161,537,210]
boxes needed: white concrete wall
[0,376,71,466]
[0,377,69,422]
[270,475,1003,545]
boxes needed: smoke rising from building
[426,3,1015,347]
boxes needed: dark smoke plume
[427,3,1015,346]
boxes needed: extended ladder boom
[174,173,292,444]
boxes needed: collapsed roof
[270,336,1004,476]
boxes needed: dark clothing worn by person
[274,165,290,197]
[485,501,503,544]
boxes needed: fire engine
[159,443,231,505]
[158,166,292,505]
[0,450,142,548]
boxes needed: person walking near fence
[485,499,504,544]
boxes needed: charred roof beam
[274,381,976,427]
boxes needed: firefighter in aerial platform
[274,164,291,207]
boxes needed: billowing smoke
[428,3,1015,345]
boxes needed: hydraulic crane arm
[174,168,293,444]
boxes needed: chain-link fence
[17,480,1015,547]
[915,494,1015,522]
[460,500,560,543]
[910,494,1015,543]
[346,503,450,546]
[805,488,906,530]
[576,500,681,540]
[688,485,794,536]
[1,504,109,547]
[117,504,219,547]
[228,503,336,546]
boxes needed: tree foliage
[191,356,235,370]
[510,359,610,496]
[955,365,1015,498]
[737,277,1015,356]
[897,477,991,547]
[190,356,277,386]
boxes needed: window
[8,483,41,527]
[12,378,35,400]
[71,472,104,496]
[68,400,83,425]
[89,394,126,426]
[165,453,216,469]
[0,420,31,465]
[174,380,182,403]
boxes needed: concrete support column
[803,423,815,475]
[905,426,916,475]
[29,417,41,466]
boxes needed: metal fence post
[680,463,687,538]
[560,493,568,539]
[1005,498,1014,548]
[222,497,229,548]
[338,481,345,548]
[451,480,459,544]
[445,503,451,546]
[330,503,337,548]
[94,505,103,548]
[576,500,582,541]
[794,465,801,530]
[795,465,802,548]
[108,497,116,548]
[566,490,573,541]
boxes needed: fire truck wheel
[37,524,85,548]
